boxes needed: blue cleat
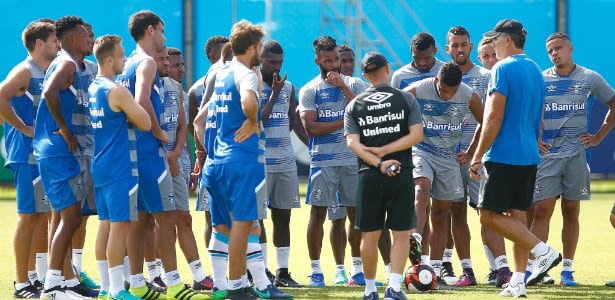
[362,291,379,300]
[308,273,325,287]
[560,271,577,286]
[349,272,385,287]
[383,287,407,300]
[253,284,293,299]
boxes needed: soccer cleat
[560,271,577,286]
[542,273,555,285]
[167,283,209,300]
[108,290,142,300]
[606,280,615,287]
[362,291,379,300]
[499,282,527,298]
[523,270,531,285]
[333,269,349,285]
[97,290,108,299]
[149,276,167,291]
[454,269,477,287]
[66,282,100,298]
[526,247,561,286]
[227,287,258,300]
[64,288,91,300]
[408,234,422,265]
[308,273,324,287]
[211,287,228,299]
[253,284,293,299]
[265,269,276,284]
[33,280,44,292]
[435,278,456,291]
[41,286,70,300]
[129,285,167,299]
[496,267,512,288]
[383,287,407,300]
[79,272,101,289]
[348,272,384,287]
[486,269,497,285]
[441,262,457,285]
[274,269,304,288]
[192,275,214,290]
[14,282,41,299]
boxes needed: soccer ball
[404,264,437,292]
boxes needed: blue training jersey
[88,76,138,186]
[4,57,45,166]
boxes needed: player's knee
[309,206,328,223]
[479,209,495,227]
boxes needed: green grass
[1,185,615,298]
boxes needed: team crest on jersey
[467,77,482,90]
[311,186,323,201]
[446,105,465,117]
[546,84,557,93]
[423,103,433,112]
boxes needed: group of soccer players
[2,8,615,300]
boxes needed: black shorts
[478,161,537,213]
[355,168,415,232]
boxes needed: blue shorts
[95,178,138,222]
[10,163,50,214]
[206,162,265,225]
[137,157,174,213]
[38,156,83,211]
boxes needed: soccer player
[33,15,94,299]
[338,44,355,77]
[608,204,615,287]
[0,20,57,298]
[89,34,152,300]
[117,10,206,299]
[299,35,368,287]
[469,19,562,297]
[474,37,512,287]
[529,32,615,287]
[445,26,490,287]
[404,62,483,289]
[258,40,304,287]
[391,32,445,90]
[345,51,423,300]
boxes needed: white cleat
[499,282,527,298]
[526,247,562,286]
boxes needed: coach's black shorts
[355,168,415,232]
[478,161,537,213]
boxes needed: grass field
[1,183,615,299]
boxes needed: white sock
[189,259,207,282]
[275,247,290,269]
[165,270,181,287]
[421,255,430,266]
[209,232,229,290]
[247,234,269,290]
[28,270,38,285]
[526,259,534,272]
[15,281,31,290]
[431,260,442,279]
[311,260,322,274]
[60,276,66,288]
[228,278,243,291]
[364,279,377,295]
[385,263,391,278]
[530,242,549,257]
[260,243,268,268]
[123,256,131,283]
[65,278,80,288]
[72,249,83,274]
[44,269,62,290]
[495,255,509,270]
[460,259,472,269]
[442,248,453,263]
[241,274,250,288]
[562,259,573,272]
[510,272,525,285]
[484,245,497,270]
[96,260,109,292]
[351,257,363,276]
[146,261,158,279]
[108,265,124,296]
[336,264,346,272]
[130,273,145,289]
[35,253,47,281]
[389,273,402,291]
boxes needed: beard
[455,55,468,65]
[250,53,261,68]
[319,64,340,79]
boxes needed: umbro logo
[364,92,393,104]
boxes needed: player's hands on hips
[539,140,552,155]
[21,125,34,138]
[579,133,600,148]
[468,161,481,180]
[234,119,259,143]
[379,159,401,177]
[55,126,78,152]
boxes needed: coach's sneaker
[253,284,293,299]
[499,282,527,298]
[333,269,349,285]
[454,268,477,287]
[193,275,214,290]
[383,286,407,300]
[308,273,324,287]
[211,287,227,299]
[362,291,379,300]
[66,282,99,298]
[41,286,69,300]
[129,285,167,299]
[408,233,422,265]
[14,282,41,299]
[526,247,561,286]
[496,267,512,288]
[560,271,577,286]
[542,273,555,285]
[150,276,167,291]
[274,269,304,288]
[167,283,209,300]
[108,290,141,300]
[79,272,101,289]
[486,269,497,285]
[441,262,457,285]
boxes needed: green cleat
[333,270,349,286]
[130,285,167,299]
[211,288,227,299]
[79,271,101,289]
[167,283,210,300]
[109,290,142,300]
